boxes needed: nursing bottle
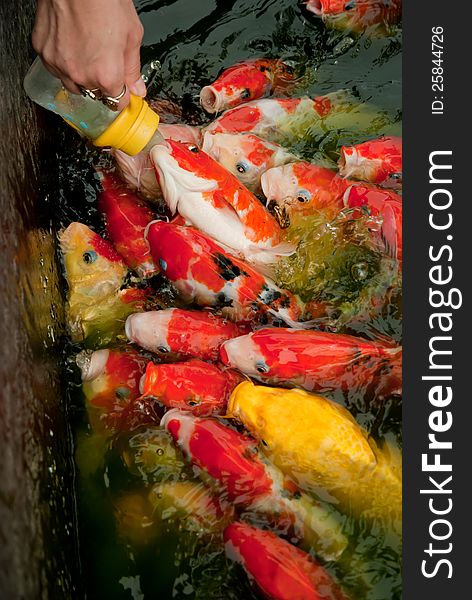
[24,57,163,156]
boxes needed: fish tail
[283,494,348,562]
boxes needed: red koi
[344,184,402,261]
[125,308,242,361]
[220,327,402,398]
[77,347,150,432]
[224,522,347,600]
[141,359,243,416]
[98,171,158,278]
[161,410,348,559]
[146,221,308,327]
[200,58,296,114]
[161,411,275,506]
[339,136,402,188]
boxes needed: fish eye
[115,386,131,400]
[241,88,251,99]
[296,190,311,204]
[255,362,269,374]
[188,145,199,153]
[188,399,201,406]
[157,346,170,353]
[159,258,167,271]
[236,161,249,174]
[351,261,369,282]
[344,0,356,9]
[82,250,98,264]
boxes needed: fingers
[124,26,147,98]
[92,66,130,111]
[31,0,145,111]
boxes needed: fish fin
[379,204,398,259]
[267,308,317,330]
[143,219,165,244]
[250,261,277,279]
[244,241,297,276]
[267,241,297,257]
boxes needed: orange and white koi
[150,140,292,268]
[261,162,355,223]
[112,124,201,201]
[204,92,350,142]
[339,136,402,188]
[146,221,308,327]
[200,58,296,114]
[125,308,242,362]
[306,0,402,32]
[202,131,296,194]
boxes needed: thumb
[124,38,146,97]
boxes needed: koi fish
[227,381,402,522]
[159,123,202,146]
[150,140,291,268]
[78,347,146,411]
[141,359,243,416]
[338,136,402,188]
[305,0,402,32]
[224,522,347,600]
[261,162,354,224]
[344,184,403,261]
[146,221,308,328]
[112,124,201,201]
[125,308,242,361]
[59,222,150,344]
[77,348,159,433]
[113,491,158,547]
[204,92,352,142]
[98,171,158,278]
[161,410,347,559]
[202,131,296,194]
[118,426,187,485]
[220,327,402,398]
[149,480,234,535]
[200,58,296,114]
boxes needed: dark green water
[55,1,402,598]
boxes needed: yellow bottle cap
[93,94,160,156]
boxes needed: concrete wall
[0,2,79,598]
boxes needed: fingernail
[130,77,147,97]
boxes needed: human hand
[32,0,146,110]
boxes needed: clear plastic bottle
[24,57,163,156]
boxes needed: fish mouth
[305,0,323,16]
[76,349,109,382]
[200,86,223,114]
[201,131,218,159]
[125,313,137,342]
[267,199,291,229]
